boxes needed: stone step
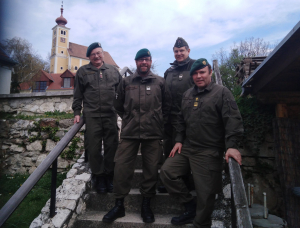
[74,210,225,228]
[86,189,228,221]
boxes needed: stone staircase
[73,154,232,228]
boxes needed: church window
[60,30,66,35]
[75,66,78,70]
[61,51,64,54]
[33,81,47,92]
[60,67,63,70]
[63,78,71,88]
[54,30,56,35]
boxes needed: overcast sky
[1,0,299,75]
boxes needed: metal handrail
[229,158,253,228]
[0,116,84,227]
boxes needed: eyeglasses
[137,58,151,63]
[90,52,103,57]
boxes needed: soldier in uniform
[72,42,121,194]
[160,58,243,227]
[158,37,196,193]
[102,49,171,224]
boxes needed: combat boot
[141,197,155,223]
[106,175,114,193]
[171,200,196,225]
[102,198,125,223]
[96,176,107,194]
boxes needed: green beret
[190,58,209,76]
[135,48,151,60]
[174,37,188,48]
[86,42,102,57]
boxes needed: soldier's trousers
[160,146,223,228]
[113,139,163,198]
[163,115,177,158]
[84,115,118,176]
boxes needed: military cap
[135,48,151,60]
[174,37,189,48]
[190,58,209,76]
[86,42,102,57]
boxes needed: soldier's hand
[225,148,242,165]
[169,143,182,158]
[74,115,80,124]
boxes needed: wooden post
[213,60,223,85]
[275,104,288,118]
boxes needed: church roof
[68,42,119,68]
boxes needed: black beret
[174,37,188,48]
[190,58,209,76]
[135,48,151,60]
[86,42,102,57]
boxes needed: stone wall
[240,133,284,217]
[0,118,84,174]
[0,91,73,115]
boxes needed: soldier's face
[192,66,212,89]
[89,47,104,67]
[135,57,152,75]
[173,46,190,62]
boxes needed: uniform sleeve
[221,87,244,149]
[174,110,185,143]
[114,78,125,118]
[115,68,122,91]
[72,69,85,116]
[163,69,168,79]
[161,79,172,124]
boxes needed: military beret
[86,42,102,57]
[135,48,151,60]
[190,58,209,76]
[174,37,188,48]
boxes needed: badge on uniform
[115,93,118,99]
[195,97,199,101]
[100,72,103,79]
[146,86,151,91]
[179,74,183,80]
[194,102,198,107]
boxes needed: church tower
[50,3,70,73]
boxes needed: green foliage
[237,96,275,154]
[28,120,59,151]
[61,137,80,159]
[0,171,66,228]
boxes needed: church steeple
[55,1,67,26]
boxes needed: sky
[0,0,300,76]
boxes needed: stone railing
[0,91,73,115]
[29,153,91,228]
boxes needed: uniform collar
[170,56,191,67]
[87,62,109,70]
[133,70,156,80]
[192,81,215,95]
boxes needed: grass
[0,110,74,121]
[0,171,67,228]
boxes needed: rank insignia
[115,93,118,99]
[194,102,198,107]
[100,73,103,79]
[98,42,101,46]
[202,60,206,65]
[195,97,199,101]
[146,86,151,91]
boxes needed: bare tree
[0,37,48,89]
[212,37,276,94]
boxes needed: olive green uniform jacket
[175,82,244,150]
[72,62,122,117]
[114,71,171,139]
[164,57,196,116]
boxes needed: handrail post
[50,158,58,218]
